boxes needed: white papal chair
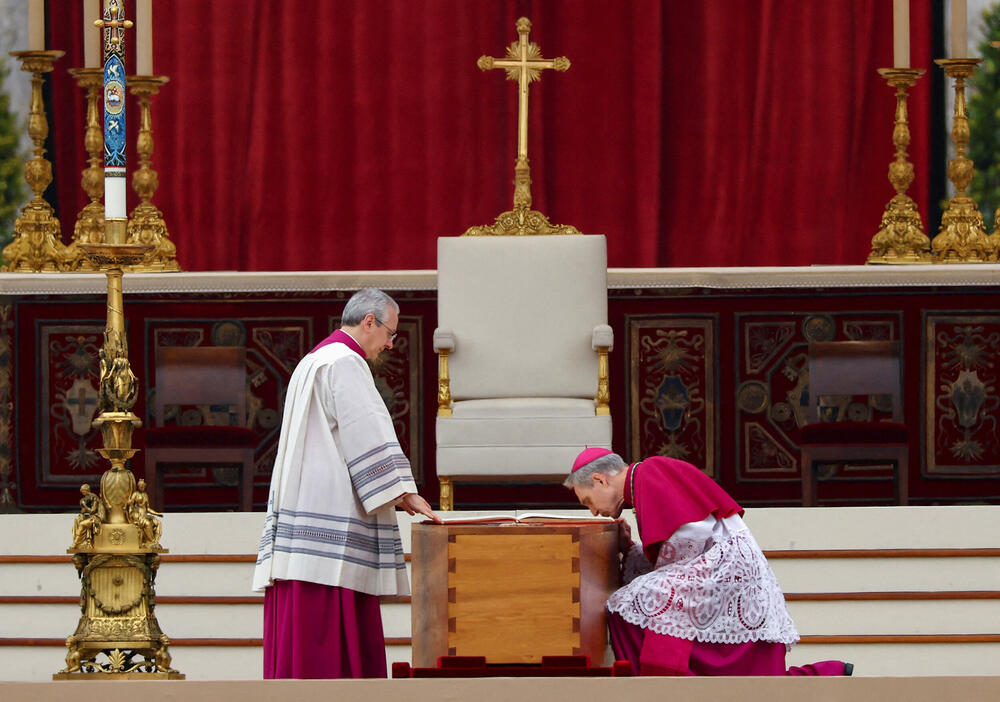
[433,234,613,509]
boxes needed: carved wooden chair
[799,340,908,506]
[143,346,256,511]
[434,234,613,510]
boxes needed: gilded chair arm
[433,328,455,417]
[592,325,613,415]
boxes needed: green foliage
[969,4,1000,224]
[0,56,25,251]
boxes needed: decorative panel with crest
[924,314,1000,476]
[626,316,717,477]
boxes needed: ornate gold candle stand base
[56,236,183,680]
[868,68,932,264]
[931,58,997,263]
[64,67,106,272]
[2,50,68,272]
[126,75,180,271]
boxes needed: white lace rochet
[608,514,800,647]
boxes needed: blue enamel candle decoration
[100,0,131,226]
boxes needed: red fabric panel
[439,656,488,668]
[800,421,909,445]
[143,425,257,448]
[45,1,934,271]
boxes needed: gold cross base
[464,205,582,236]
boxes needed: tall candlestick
[84,0,100,67]
[951,0,967,58]
[136,0,152,75]
[28,0,44,50]
[893,0,910,68]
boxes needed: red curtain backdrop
[46,0,934,271]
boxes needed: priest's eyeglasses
[375,318,398,341]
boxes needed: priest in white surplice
[253,288,440,679]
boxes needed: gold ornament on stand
[55,234,183,680]
[465,17,580,236]
[126,75,180,271]
[931,58,997,262]
[64,67,106,272]
[2,50,68,272]
[868,68,932,263]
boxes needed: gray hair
[563,452,627,488]
[341,288,399,327]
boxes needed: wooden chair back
[152,346,247,426]
[806,340,903,425]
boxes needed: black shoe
[843,662,854,676]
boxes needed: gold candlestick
[2,50,68,272]
[932,58,996,263]
[55,234,183,679]
[64,67,105,272]
[868,68,931,264]
[126,75,180,271]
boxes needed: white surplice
[252,338,416,596]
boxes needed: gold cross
[94,0,133,50]
[465,17,579,234]
[478,17,570,163]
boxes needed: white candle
[83,0,100,67]
[105,176,127,220]
[28,0,44,50]
[136,0,153,75]
[951,0,967,58]
[893,0,910,68]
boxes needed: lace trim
[607,529,800,646]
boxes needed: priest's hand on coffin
[399,492,444,523]
[616,518,635,555]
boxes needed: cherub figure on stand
[59,635,82,674]
[71,484,105,550]
[154,634,177,673]
[125,478,163,549]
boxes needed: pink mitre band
[571,447,613,472]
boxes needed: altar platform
[2,265,999,512]
[2,505,999,682]
[4,675,1000,702]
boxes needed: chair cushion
[451,398,598,419]
[145,425,257,448]
[800,421,908,445]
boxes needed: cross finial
[94,0,133,53]
[465,18,580,236]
